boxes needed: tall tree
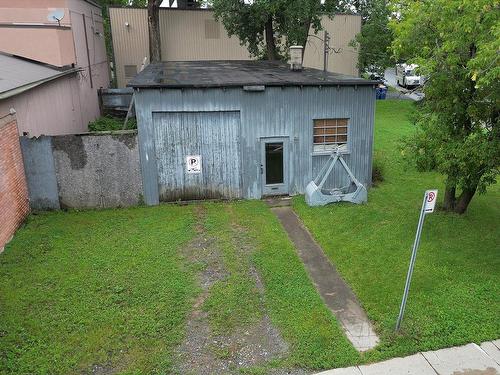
[392,0,499,214]
[210,0,340,60]
[350,0,393,75]
[148,0,162,63]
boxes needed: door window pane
[265,142,284,184]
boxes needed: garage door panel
[153,111,241,201]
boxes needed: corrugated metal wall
[159,10,251,62]
[109,7,149,88]
[153,111,241,200]
[134,85,375,204]
[109,8,361,88]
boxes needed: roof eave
[0,67,82,101]
[128,81,379,89]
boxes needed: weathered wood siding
[153,111,241,200]
[134,85,375,204]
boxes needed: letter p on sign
[424,190,438,213]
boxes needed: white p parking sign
[186,155,201,174]
[424,190,438,213]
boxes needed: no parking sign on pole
[395,189,438,331]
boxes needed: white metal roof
[0,54,79,100]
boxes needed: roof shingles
[128,60,378,89]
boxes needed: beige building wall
[0,74,84,136]
[110,8,149,88]
[110,8,360,88]
[303,14,361,77]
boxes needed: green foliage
[372,151,385,184]
[88,116,137,132]
[0,205,198,374]
[351,0,394,74]
[294,100,500,363]
[210,0,341,59]
[391,0,500,212]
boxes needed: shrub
[88,116,137,132]
[372,153,385,185]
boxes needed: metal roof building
[129,60,377,204]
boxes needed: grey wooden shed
[129,60,377,205]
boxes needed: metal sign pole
[395,191,429,331]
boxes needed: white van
[395,63,422,88]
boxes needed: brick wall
[0,114,29,251]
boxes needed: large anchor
[305,147,368,206]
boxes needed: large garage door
[153,111,241,201]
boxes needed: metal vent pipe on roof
[289,46,303,71]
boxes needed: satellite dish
[47,9,65,25]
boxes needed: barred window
[313,118,349,153]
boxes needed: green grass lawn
[0,206,199,374]
[221,202,358,369]
[1,202,358,374]
[294,99,500,363]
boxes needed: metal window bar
[313,119,348,147]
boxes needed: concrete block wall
[20,131,143,210]
[0,114,29,251]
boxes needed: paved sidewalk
[271,206,379,352]
[316,340,500,375]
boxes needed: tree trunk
[264,16,278,60]
[300,20,312,63]
[454,187,477,214]
[443,181,456,211]
[148,0,161,63]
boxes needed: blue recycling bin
[376,86,388,100]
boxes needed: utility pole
[323,30,330,72]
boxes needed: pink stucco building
[0,0,109,136]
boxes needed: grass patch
[88,115,137,132]
[231,201,359,369]
[201,202,359,369]
[202,204,262,335]
[0,206,197,374]
[293,100,500,362]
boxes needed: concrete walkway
[316,340,500,375]
[271,206,379,352]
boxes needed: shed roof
[128,60,378,89]
[0,54,79,100]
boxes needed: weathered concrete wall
[20,136,60,210]
[20,131,143,210]
[52,132,142,208]
[0,114,29,251]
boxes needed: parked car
[364,65,385,81]
[395,63,422,88]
